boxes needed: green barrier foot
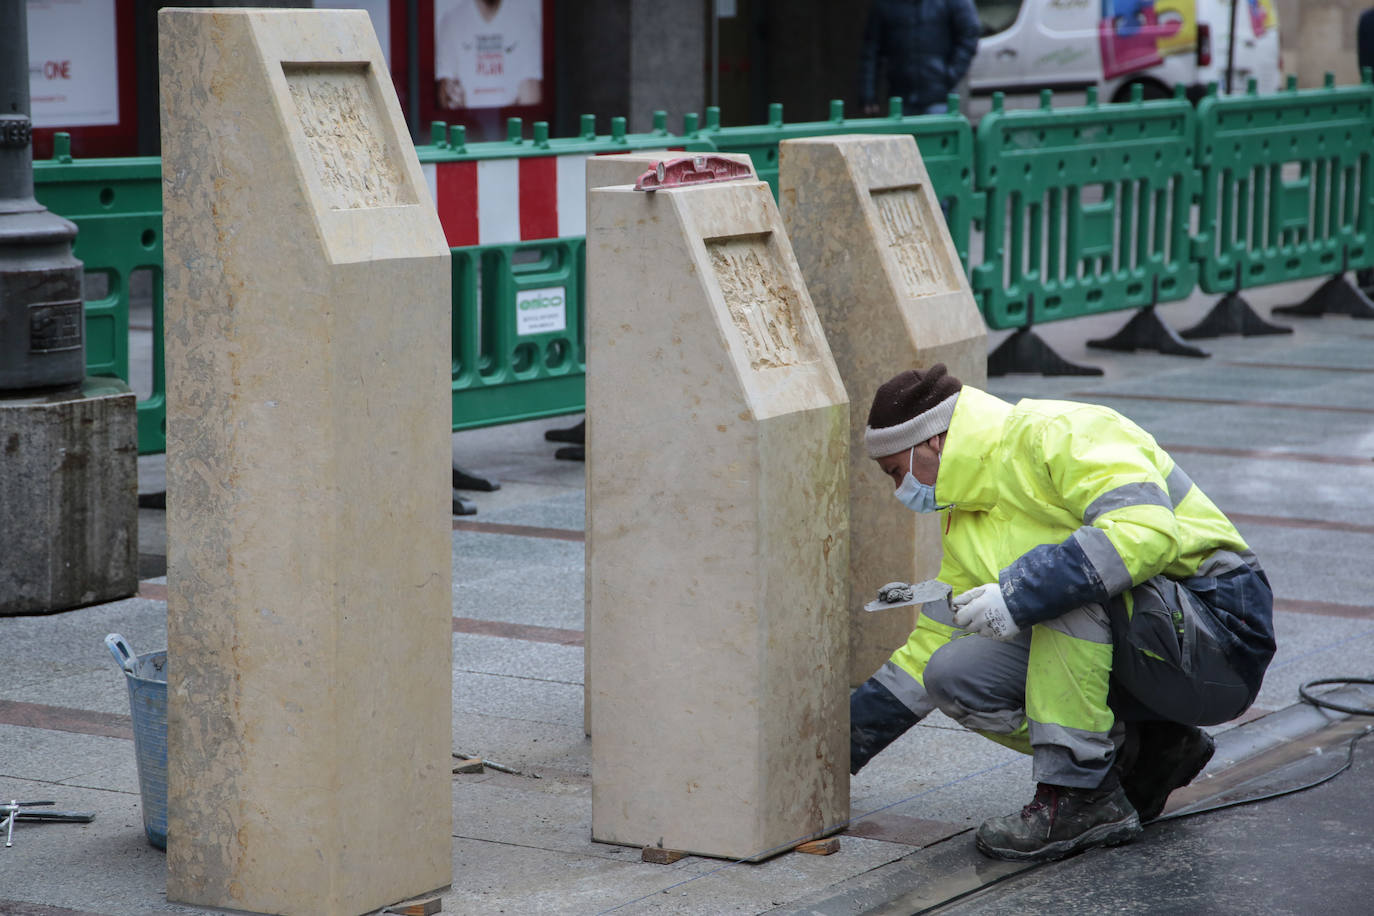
[1087,306,1209,359]
[137,491,166,510]
[1180,292,1292,339]
[987,327,1103,377]
[1273,274,1374,320]
[544,420,585,445]
[453,464,500,492]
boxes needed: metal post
[0,0,85,392]
[1,1,36,207]
[1225,0,1240,94]
[407,0,420,142]
[710,0,720,109]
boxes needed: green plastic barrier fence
[697,98,979,269]
[37,82,1374,445]
[972,87,1199,332]
[34,115,707,454]
[421,113,712,434]
[33,136,166,454]
[450,238,586,431]
[1194,75,1374,295]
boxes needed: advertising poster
[433,0,543,110]
[26,0,120,128]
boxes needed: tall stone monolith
[581,151,754,738]
[586,160,849,860]
[779,135,987,687]
[159,10,452,914]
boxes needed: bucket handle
[104,634,138,673]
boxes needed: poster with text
[27,0,120,128]
[434,0,543,110]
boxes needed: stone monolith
[586,160,849,860]
[159,10,452,913]
[581,151,754,738]
[779,135,987,686]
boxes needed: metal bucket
[105,634,167,850]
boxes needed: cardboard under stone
[779,134,987,687]
[580,151,755,739]
[159,10,453,914]
[586,168,850,861]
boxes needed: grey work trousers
[921,569,1260,787]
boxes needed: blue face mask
[893,445,949,514]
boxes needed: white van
[967,1,1283,105]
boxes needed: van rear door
[1196,0,1282,93]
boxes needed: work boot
[975,780,1142,862]
[1122,721,1215,822]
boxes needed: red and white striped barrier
[422,149,684,248]
[422,156,591,248]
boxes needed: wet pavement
[3,275,1374,915]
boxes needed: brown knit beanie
[864,364,963,458]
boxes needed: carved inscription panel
[871,186,959,299]
[707,234,818,370]
[283,64,414,210]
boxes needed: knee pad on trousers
[922,641,1028,736]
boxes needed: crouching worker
[850,365,1275,862]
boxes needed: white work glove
[952,583,1021,640]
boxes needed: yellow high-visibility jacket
[895,387,1273,695]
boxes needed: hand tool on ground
[2,800,96,848]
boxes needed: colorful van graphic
[970,0,1281,106]
[1100,1,1273,80]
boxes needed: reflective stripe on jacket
[886,387,1274,707]
[933,388,1256,628]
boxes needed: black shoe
[975,781,1142,862]
[1123,721,1214,822]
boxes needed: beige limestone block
[580,152,754,738]
[159,10,452,914]
[778,135,987,687]
[1296,4,1360,89]
[586,175,850,860]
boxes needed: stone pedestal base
[587,173,850,861]
[780,135,987,685]
[159,11,453,914]
[0,377,138,615]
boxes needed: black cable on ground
[1155,724,1373,824]
[921,720,1374,915]
[1154,676,1374,824]
[1299,677,1374,716]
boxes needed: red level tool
[634,155,754,191]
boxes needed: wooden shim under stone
[795,837,841,856]
[641,847,689,865]
[385,897,442,916]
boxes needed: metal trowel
[863,578,952,613]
